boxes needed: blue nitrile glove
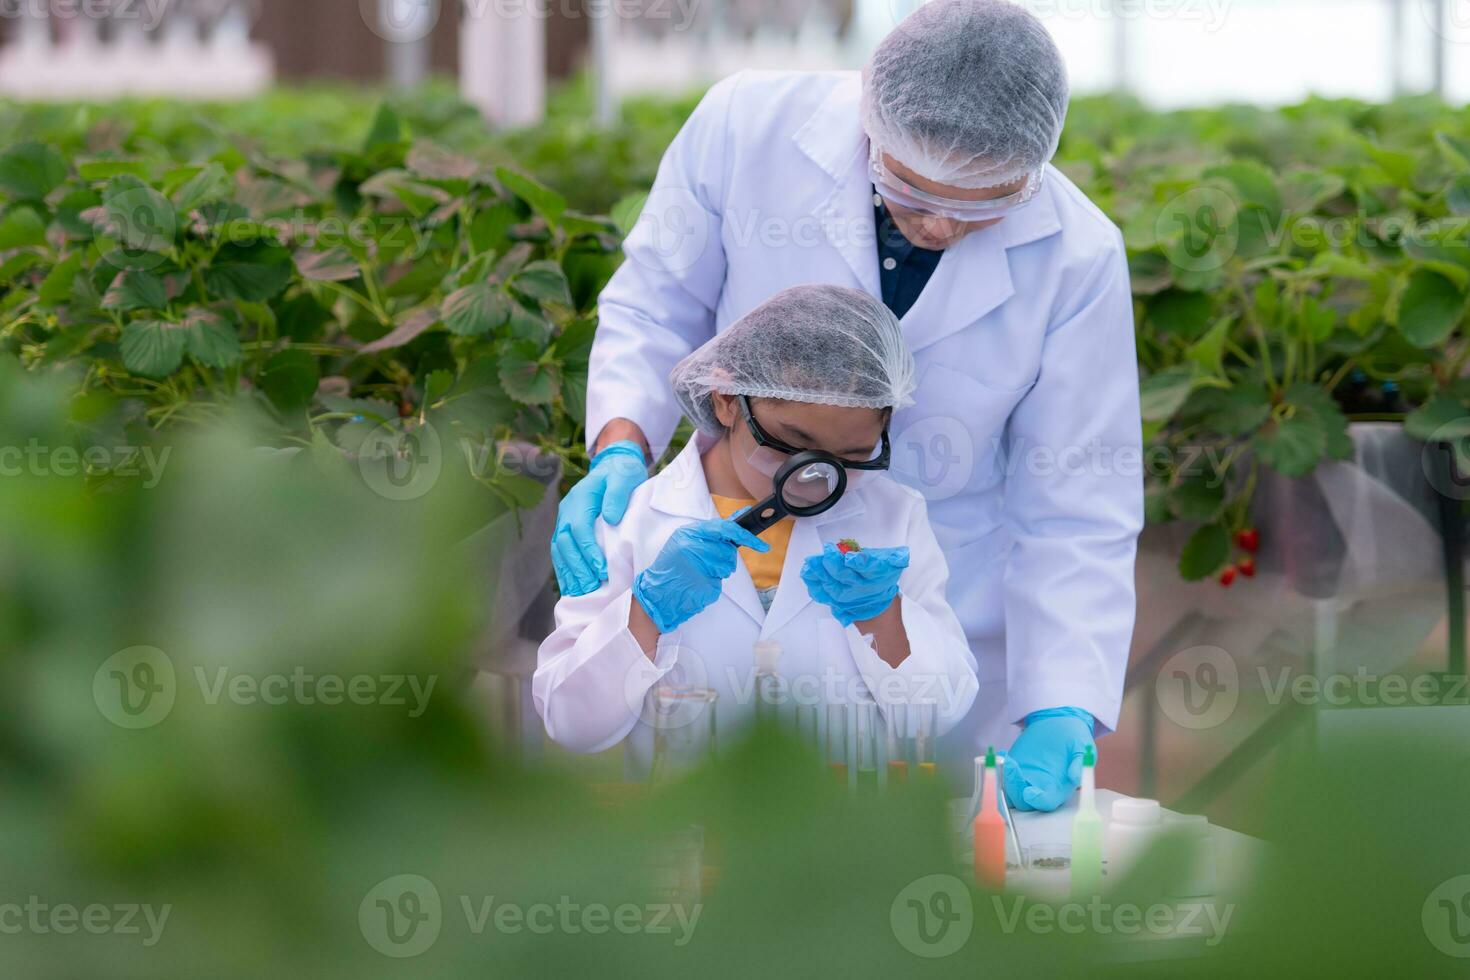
[800,543,910,627]
[552,441,649,597]
[633,516,770,633]
[1003,707,1096,813]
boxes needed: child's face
[711,394,889,502]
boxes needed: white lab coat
[588,70,1144,764]
[533,432,979,767]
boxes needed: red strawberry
[1235,529,1260,554]
[1219,566,1237,588]
[837,538,862,555]
[1238,557,1257,578]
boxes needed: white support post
[1389,0,1406,97]
[379,0,435,89]
[1110,0,1134,96]
[459,0,546,127]
[591,3,617,127]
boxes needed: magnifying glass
[735,450,848,536]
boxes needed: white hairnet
[670,285,917,435]
[862,0,1070,190]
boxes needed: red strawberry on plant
[837,538,862,555]
[1238,557,1256,578]
[1235,528,1260,554]
[1219,566,1237,588]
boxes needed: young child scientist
[534,285,979,767]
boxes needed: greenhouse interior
[1,0,1468,976]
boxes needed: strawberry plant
[0,104,620,509]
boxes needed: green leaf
[77,159,151,182]
[0,251,42,283]
[610,192,647,236]
[499,344,560,405]
[100,177,177,255]
[170,163,233,212]
[1406,391,1470,443]
[1139,366,1198,424]
[1253,413,1328,477]
[495,166,566,225]
[424,369,455,406]
[39,252,83,305]
[0,206,47,249]
[259,348,320,413]
[1179,522,1230,581]
[1397,268,1463,348]
[1170,476,1226,523]
[120,320,187,378]
[1448,175,1470,217]
[0,142,67,201]
[1199,383,1273,436]
[294,247,360,282]
[363,103,404,153]
[1185,316,1233,375]
[182,308,241,368]
[507,303,552,344]
[102,270,167,312]
[1203,161,1282,219]
[1148,290,1214,340]
[204,244,292,301]
[442,282,510,337]
[510,260,573,308]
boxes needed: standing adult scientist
[550,0,1143,812]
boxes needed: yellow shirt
[710,495,793,592]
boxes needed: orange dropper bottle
[973,747,1007,890]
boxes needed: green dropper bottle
[1070,744,1103,899]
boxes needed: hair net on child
[670,285,917,435]
[861,0,1070,190]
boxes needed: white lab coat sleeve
[1001,231,1144,735]
[586,74,742,458]
[532,521,681,754]
[844,493,980,736]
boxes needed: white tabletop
[951,789,1270,958]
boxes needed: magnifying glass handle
[735,494,787,536]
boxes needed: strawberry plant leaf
[294,247,361,282]
[1253,413,1328,477]
[359,306,439,353]
[1179,522,1230,581]
[120,319,187,378]
[362,103,404,153]
[170,163,233,211]
[0,141,67,201]
[0,206,47,249]
[507,302,551,344]
[442,282,510,337]
[1170,475,1226,523]
[204,244,292,301]
[1397,268,1463,348]
[1406,391,1470,442]
[259,348,320,413]
[102,270,167,312]
[499,344,560,405]
[510,260,572,308]
[495,166,566,226]
[183,308,241,368]
[1140,366,1198,424]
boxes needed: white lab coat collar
[792,72,1065,353]
[649,429,867,634]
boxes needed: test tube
[913,700,939,780]
[885,703,910,787]
[855,701,880,796]
[825,703,849,787]
[649,686,718,784]
[793,702,820,753]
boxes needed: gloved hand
[552,441,649,596]
[1003,707,1096,813]
[633,517,770,633]
[800,542,910,627]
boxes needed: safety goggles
[738,395,891,480]
[868,144,1044,222]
